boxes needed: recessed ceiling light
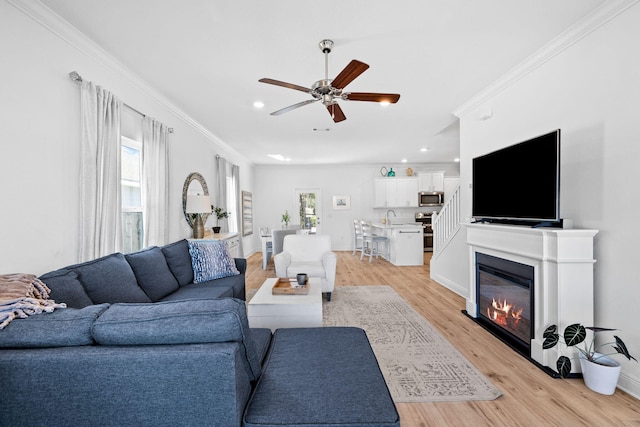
[253,101,264,109]
[267,154,291,162]
[401,159,408,163]
[454,158,460,162]
[420,147,429,152]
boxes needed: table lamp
[186,194,211,238]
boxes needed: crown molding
[6,0,250,164]
[453,0,640,118]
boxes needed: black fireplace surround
[475,253,534,357]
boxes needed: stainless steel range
[415,212,433,252]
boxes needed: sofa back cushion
[161,239,194,286]
[70,253,151,304]
[125,247,180,301]
[92,298,262,380]
[0,304,109,348]
[39,270,94,308]
[188,240,240,283]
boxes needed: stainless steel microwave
[418,191,444,207]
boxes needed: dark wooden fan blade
[344,92,401,103]
[271,99,318,116]
[331,60,369,89]
[259,78,311,94]
[326,103,346,123]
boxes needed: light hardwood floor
[246,250,640,426]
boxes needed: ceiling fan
[259,39,400,123]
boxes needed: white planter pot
[579,353,622,395]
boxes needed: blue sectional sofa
[39,239,247,308]
[0,239,400,427]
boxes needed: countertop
[199,230,239,240]
[372,222,422,229]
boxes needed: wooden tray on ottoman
[272,278,309,295]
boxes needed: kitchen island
[372,222,424,266]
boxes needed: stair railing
[432,185,461,257]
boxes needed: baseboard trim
[430,272,467,299]
[617,372,640,400]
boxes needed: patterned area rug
[248,285,502,402]
[323,286,503,402]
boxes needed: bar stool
[353,219,363,255]
[360,221,389,263]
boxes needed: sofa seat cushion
[158,282,233,302]
[188,240,240,283]
[161,239,194,286]
[243,327,400,427]
[0,304,110,348]
[39,269,93,309]
[285,262,326,278]
[69,253,151,304]
[125,246,179,301]
[202,273,246,300]
[92,298,262,380]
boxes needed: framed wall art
[242,191,253,236]
[332,195,350,210]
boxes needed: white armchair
[274,234,336,301]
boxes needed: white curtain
[232,164,244,257]
[80,81,122,261]
[215,155,229,232]
[215,156,243,256]
[142,117,169,247]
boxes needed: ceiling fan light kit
[259,39,400,123]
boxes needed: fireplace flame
[487,297,522,328]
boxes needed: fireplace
[465,223,598,374]
[476,253,533,356]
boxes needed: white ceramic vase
[579,352,622,395]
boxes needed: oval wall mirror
[182,172,211,228]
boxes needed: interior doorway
[294,188,322,234]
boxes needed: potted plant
[543,323,637,394]
[211,206,228,234]
[281,210,291,229]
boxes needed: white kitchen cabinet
[396,178,418,207]
[372,223,423,266]
[374,177,418,207]
[384,179,398,207]
[390,226,424,266]
[418,172,444,192]
[374,179,389,207]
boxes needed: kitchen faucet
[386,209,397,224]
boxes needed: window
[121,136,143,252]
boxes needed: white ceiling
[40,0,604,165]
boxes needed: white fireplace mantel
[465,223,599,373]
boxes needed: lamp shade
[186,194,211,214]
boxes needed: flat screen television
[472,129,560,226]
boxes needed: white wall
[445,3,640,397]
[251,163,459,252]
[0,2,254,275]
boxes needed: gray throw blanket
[0,273,66,329]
